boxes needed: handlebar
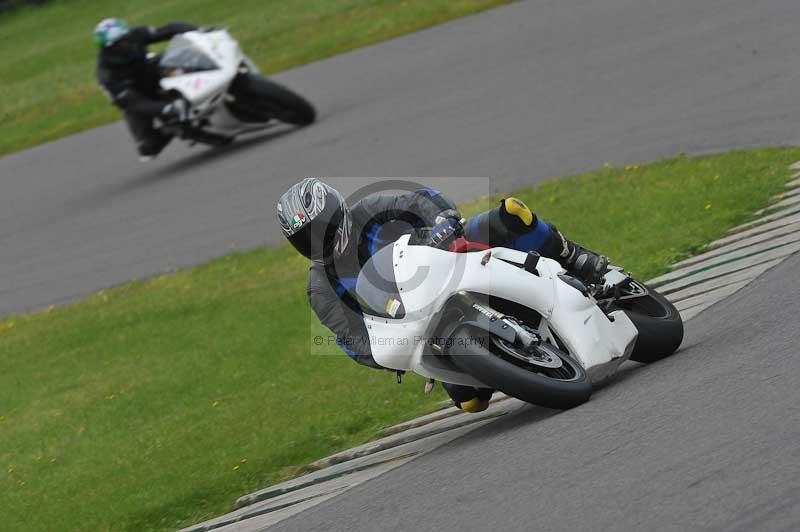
[409,218,466,249]
[431,217,466,249]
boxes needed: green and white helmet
[93,18,130,48]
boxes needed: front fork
[434,292,543,354]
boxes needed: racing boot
[541,225,609,285]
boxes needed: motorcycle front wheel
[447,325,592,410]
[227,73,316,126]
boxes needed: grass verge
[0,0,516,158]
[1,147,798,532]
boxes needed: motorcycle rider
[277,179,608,412]
[94,18,197,161]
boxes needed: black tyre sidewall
[448,326,592,410]
[231,74,316,126]
[617,286,684,363]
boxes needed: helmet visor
[285,204,345,261]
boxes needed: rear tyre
[228,74,316,126]
[447,325,592,410]
[612,283,684,363]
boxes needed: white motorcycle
[155,29,315,146]
[356,230,684,409]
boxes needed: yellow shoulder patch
[504,197,533,226]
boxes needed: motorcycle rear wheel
[447,325,592,410]
[612,282,684,363]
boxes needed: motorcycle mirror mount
[524,251,540,275]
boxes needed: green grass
[1,147,798,532]
[463,150,800,278]
[0,0,516,158]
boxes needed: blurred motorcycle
[156,29,315,146]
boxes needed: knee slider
[459,397,490,413]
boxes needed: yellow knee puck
[504,197,533,226]
[460,397,490,413]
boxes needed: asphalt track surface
[3,0,800,317]
[267,248,800,532]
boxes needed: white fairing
[363,235,638,386]
[159,30,268,136]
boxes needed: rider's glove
[162,98,190,123]
[429,215,464,249]
[434,209,463,226]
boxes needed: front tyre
[612,282,684,363]
[447,325,592,410]
[228,74,316,126]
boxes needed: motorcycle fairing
[159,30,269,135]
[160,31,241,108]
[362,234,637,385]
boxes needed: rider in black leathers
[94,18,197,159]
[277,179,608,413]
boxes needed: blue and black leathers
[306,190,569,406]
[308,188,459,368]
[97,22,197,155]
